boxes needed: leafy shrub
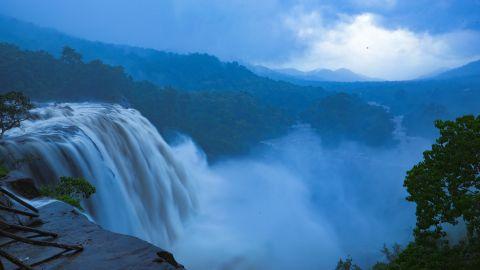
[0,164,8,178]
[40,176,96,210]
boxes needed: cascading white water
[0,103,196,247]
[0,102,430,269]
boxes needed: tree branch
[0,229,83,251]
[0,205,38,218]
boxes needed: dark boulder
[155,251,185,269]
[2,172,40,199]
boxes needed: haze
[1,0,480,80]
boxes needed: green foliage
[0,43,130,102]
[371,244,402,270]
[376,239,480,270]
[0,17,329,112]
[40,176,96,210]
[0,164,8,178]
[335,256,362,270]
[302,93,395,147]
[314,78,480,127]
[381,243,402,263]
[0,43,294,157]
[134,88,292,158]
[54,194,82,209]
[404,115,480,239]
[0,91,33,138]
[1,15,480,146]
[374,115,480,269]
[0,43,398,158]
[61,46,82,64]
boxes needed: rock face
[0,201,185,270]
[2,172,40,199]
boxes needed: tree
[335,256,362,270]
[369,115,480,269]
[61,46,82,64]
[404,115,480,240]
[371,115,480,269]
[302,93,395,147]
[0,91,33,138]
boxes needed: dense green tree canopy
[61,46,82,64]
[302,93,395,146]
[405,115,480,239]
[0,43,293,157]
[0,43,398,158]
[371,115,480,270]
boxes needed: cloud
[1,0,479,79]
[351,0,397,9]
[278,11,480,80]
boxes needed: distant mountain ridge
[0,14,329,112]
[432,59,480,79]
[415,67,450,80]
[249,65,379,82]
[1,14,479,150]
[0,14,248,89]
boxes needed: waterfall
[0,102,427,269]
[0,103,196,247]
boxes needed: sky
[1,0,480,80]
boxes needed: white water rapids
[0,103,430,269]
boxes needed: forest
[0,43,397,158]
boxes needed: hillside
[0,43,291,158]
[5,15,478,150]
[433,59,480,79]
[3,14,477,142]
[0,43,398,156]
[0,15,326,112]
[314,78,480,138]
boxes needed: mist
[168,126,431,269]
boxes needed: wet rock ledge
[0,176,185,270]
